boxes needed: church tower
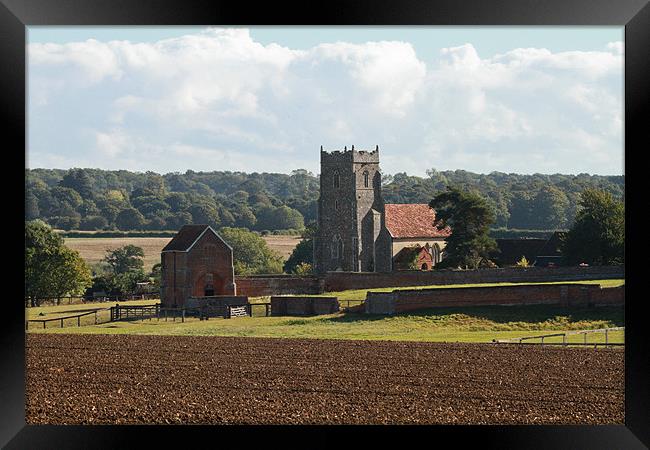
[314,145,389,273]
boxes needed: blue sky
[27,26,624,176]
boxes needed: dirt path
[26,334,624,425]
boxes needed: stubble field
[26,333,624,425]
[64,235,301,271]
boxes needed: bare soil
[26,334,623,425]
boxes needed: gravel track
[26,334,624,425]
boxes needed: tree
[562,189,624,265]
[429,186,498,269]
[25,220,92,306]
[283,239,313,273]
[218,227,283,275]
[60,169,94,199]
[100,245,147,295]
[104,245,145,274]
[115,208,146,230]
[534,186,569,229]
[80,215,108,231]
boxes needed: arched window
[333,170,340,188]
[433,244,442,264]
[363,170,369,188]
[331,235,343,260]
[334,199,339,210]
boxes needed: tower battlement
[320,145,380,164]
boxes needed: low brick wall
[365,283,624,315]
[326,265,624,292]
[233,266,624,298]
[184,296,249,317]
[270,296,339,316]
[185,296,249,309]
[235,275,323,297]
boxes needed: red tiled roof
[384,204,451,239]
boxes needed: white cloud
[27,29,623,176]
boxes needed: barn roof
[162,225,230,252]
[493,238,546,266]
[384,204,451,239]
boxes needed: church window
[331,235,343,260]
[333,170,340,188]
[335,199,339,210]
[363,170,369,188]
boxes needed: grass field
[64,235,302,271]
[27,279,624,343]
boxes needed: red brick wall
[325,265,624,292]
[235,275,323,297]
[270,296,339,316]
[230,266,623,299]
[365,283,624,314]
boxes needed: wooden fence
[26,293,160,307]
[492,327,624,347]
[27,309,105,330]
[110,304,161,322]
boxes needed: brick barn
[160,225,236,308]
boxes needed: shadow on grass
[324,304,624,326]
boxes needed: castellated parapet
[320,145,380,165]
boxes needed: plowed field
[26,334,624,425]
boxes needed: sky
[27,26,624,176]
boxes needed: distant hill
[26,167,624,233]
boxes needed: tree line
[25,167,623,233]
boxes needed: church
[313,146,450,274]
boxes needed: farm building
[492,232,567,267]
[160,225,236,308]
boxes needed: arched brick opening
[192,271,225,297]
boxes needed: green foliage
[80,215,109,231]
[284,238,314,273]
[25,220,92,306]
[99,244,148,295]
[562,189,624,265]
[115,208,146,230]
[515,256,530,267]
[104,244,145,274]
[149,263,162,287]
[407,249,420,271]
[429,186,498,269]
[218,227,284,275]
[294,262,313,275]
[26,167,623,233]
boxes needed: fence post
[605,329,609,345]
[540,336,544,346]
[95,310,98,325]
[78,316,81,327]
[182,309,185,323]
[60,318,64,328]
[562,334,567,346]
[43,321,46,329]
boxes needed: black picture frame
[3,0,648,448]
